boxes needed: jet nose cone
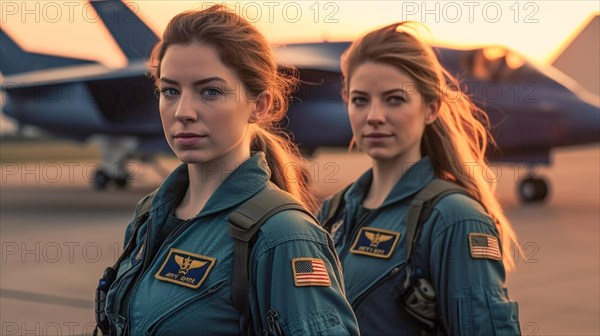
[566,98,600,145]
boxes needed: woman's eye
[160,88,179,97]
[201,88,223,97]
[351,96,368,106]
[388,96,406,104]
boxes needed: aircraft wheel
[519,177,548,203]
[115,174,129,189]
[93,169,110,190]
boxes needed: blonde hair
[149,5,317,211]
[341,22,519,271]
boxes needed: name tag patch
[155,248,216,289]
[350,227,400,259]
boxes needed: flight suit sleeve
[428,214,521,335]
[249,213,359,336]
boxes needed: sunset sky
[0,1,598,132]
[1,0,598,68]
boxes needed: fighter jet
[276,42,600,202]
[2,0,598,203]
[0,0,165,189]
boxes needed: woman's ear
[342,88,349,106]
[249,91,272,123]
[424,100,440,125]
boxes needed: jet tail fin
[91,0,159,62]
[0,29,96,76]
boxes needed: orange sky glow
[0,0,598,69]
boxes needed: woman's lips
[174,133,207,145]
[364,132,393,139]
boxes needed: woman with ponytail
[319,22,521,335]
[96,6,358,336]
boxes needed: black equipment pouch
[395,265,437,332]
[94,267,117,336]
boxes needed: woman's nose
[174,93,198,123]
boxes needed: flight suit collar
[344,156,436,209]
[151,152,271,219]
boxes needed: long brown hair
[149,5,317,211]
[341,22,519,271]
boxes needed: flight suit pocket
[285,307,348,336]
[317,324,349,336]
[489,300,520,335]
[453,296,473,336]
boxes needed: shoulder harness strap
[405,179,472,261]
[114,189,158,268]
[320,183,352,232]
[227,188,316,335]
[398,180,474,332]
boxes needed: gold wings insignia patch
[365,232,395,247]
[156,248,216,289]
[175,255,207,275]
[351,227,400,259]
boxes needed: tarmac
[1,144,598,335]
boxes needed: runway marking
[0,287,93,309]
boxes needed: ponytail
[251,127,318,213]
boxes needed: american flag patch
[469,233,502,260]
[292,258,331,287]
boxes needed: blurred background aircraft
[278,39,600,203]
[1,0,598,203]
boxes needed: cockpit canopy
[468,46,527,80]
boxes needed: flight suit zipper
[126,217,196,334]
[122,223,153,336]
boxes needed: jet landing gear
[90,136,138,190]
[518,176,548,203]
[92,167,131,190]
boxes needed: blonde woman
[319,22,521,335]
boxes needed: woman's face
[158,43,261,167]
[347,62,437,164]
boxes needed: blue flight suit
[104,153,359,335]
[318,157,521,335]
